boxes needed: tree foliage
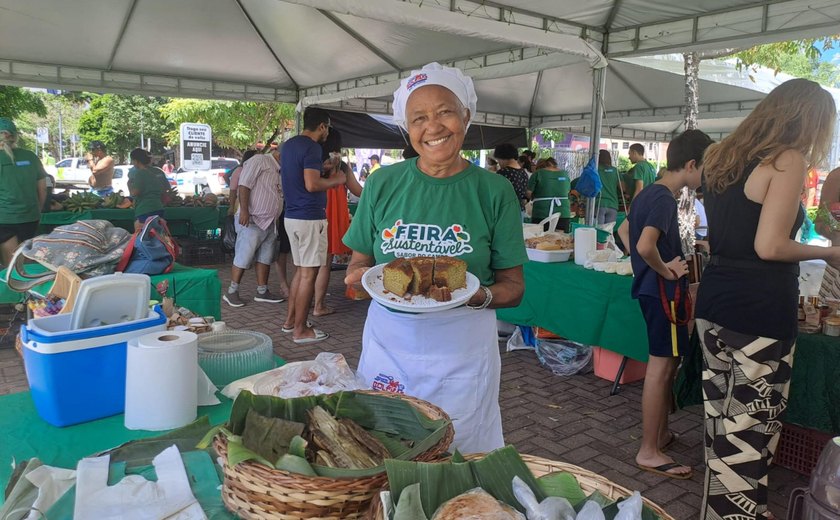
[159,99,296,155]
[16,93,88,159]
[0,86,47,119]
[77,94,171,162]
[733,37,840,86]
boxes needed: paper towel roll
[125,331,198,431]
[574,227,597,266]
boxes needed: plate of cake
[362,256,480,313]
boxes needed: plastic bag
[512,476,575,520]
[576,501,606,520]
[251,352,367,398]
[575,156,602,198]
[222,215,237,253]
[614,492,643,520]
[536,339,592,376]
[506,326,537,352]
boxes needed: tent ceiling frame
[0,59,298,102]
[609,66,655,109]
[533,99,761,128]
[234,0,300,89]
[317,98,531,128]
[605,0,840,57]
[447,0,600,35]
[317,9,402,70]
[106,0,139,71]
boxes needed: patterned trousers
[696,319,796,520]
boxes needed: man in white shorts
[224,147,284,307]
[279,108,346,344]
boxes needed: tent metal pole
[586,67,606,226]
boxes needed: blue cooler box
[20,307,167,427]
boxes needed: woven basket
[368,453,675,520]
[214,392,454,520]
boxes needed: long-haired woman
[696,78,840,519]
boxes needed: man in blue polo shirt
[280,108,346,344]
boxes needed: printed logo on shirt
[372,373,405,394]
[15,161,31,166]
[380,219,473,257]
[406,73,428,91]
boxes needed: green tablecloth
[40,207,223,237]
[0,263,222,320]
[0,391,234,500]
[676,332,839,435]
[496,261,649,362]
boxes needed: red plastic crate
[774,422,834,476]
[592,347,647,384]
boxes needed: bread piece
[536,242,563,251]
[428,285,452,302]
[382,258,413,297]
[431,489,524,520]
[408,257,435,295]
[433,257,467,291]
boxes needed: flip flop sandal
[281,320,313,333]
[292,329,329,345]
[637,462,693,480]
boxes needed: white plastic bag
[535,339,592,376]
[614,492,643,520]
[512,476,576,520]
[576,501,606,520]
[506,327,535,352]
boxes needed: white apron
[358,302,503,454]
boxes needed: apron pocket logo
[372,373,405,394]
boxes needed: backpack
[116,215,179,275]
[576,155,603,198]
[5,220,132,292]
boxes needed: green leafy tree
[78,94,171,162]
[0,86,46,120]
[734,38,840,84]
[16,93,87,159]
[159,99,296,156]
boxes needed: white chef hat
[392,62,478,130]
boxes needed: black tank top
[695,161,805,340]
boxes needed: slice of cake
[428,285,452,302]
[433,257,467,291]
[408,257,435,295]
[382,258,413,297]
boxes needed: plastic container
[197,330,274,387]
[70,273,151,330]
[526,248,573,263]
[775,422,835,476]
[21,306,167,427]
[592,347,647,384]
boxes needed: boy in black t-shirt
[617,130,713,480]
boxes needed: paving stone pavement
[0,261,808,518]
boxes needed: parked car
[53,157,90,185]
[175,157,239,195]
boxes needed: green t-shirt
[598,166,620,210]
[343,158,528,286]
[627,161,657,199]
[527,169,571,220]
[0,148,46,224]
[129,166,166,217]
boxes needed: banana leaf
[95,416,216,467]
[601,496,661,520]
[276,454,317,476]
[472,446,546,511]
[537,471,587,506]
[241,409,305,463]
[222,391,451,479]
[289,435,308,458]
[393,483,428,520]
[573,490,614,512]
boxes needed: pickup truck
[53,157,90,185]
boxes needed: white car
[54,157,90,185]
[175,157,239,195]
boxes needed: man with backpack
[128,148,170,231]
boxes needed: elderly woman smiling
[343,63,527,453]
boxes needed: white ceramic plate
[362,263,480,313]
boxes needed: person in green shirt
[0,117,47,266]
[526,157,571,232]
[127,148,168,231]
[597,149,620,226]
[627,143,657,202]
[343,62,527,453]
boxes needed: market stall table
[39,206,225,238]
[0,263,222,320]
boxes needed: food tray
[362,263,480,313]
[197,330,274,386]
[526,248,573,263]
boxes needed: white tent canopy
[2,0,840,139]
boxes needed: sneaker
[223,291,246,307]
[254,289,285,303]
